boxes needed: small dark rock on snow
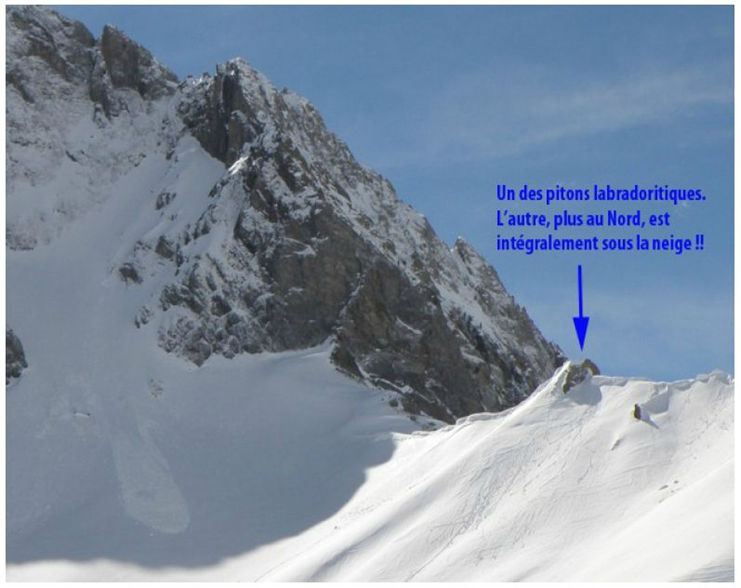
[6,329,28,384]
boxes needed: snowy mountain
[6,6,733,582]
[6,5,563,423]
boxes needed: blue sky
[57,5,734,380]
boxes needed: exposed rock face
[6,6,176,117]
[562,359,600,393]
[6,329,28,384]
[7,5,180,250]
[6,7,565,422]
[160,59,565,420]
[7,5,97,239]
[90,24,178,116]
[6,5,95,97]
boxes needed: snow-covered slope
[256,366,733,582]
[8,356,733,581]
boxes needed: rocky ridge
[6,6,564,421]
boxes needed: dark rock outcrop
[6,5,95,99]
[6,329,28,384]
[562,359,600,393]
[100,25,177,99]
[90,24,177,116]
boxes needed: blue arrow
[573,264,590,351]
